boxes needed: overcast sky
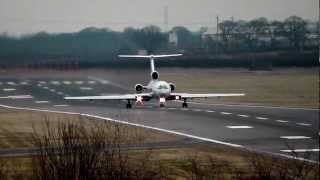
[0,0,318,35]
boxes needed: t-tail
[118,54,182,80]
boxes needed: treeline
[0,16,318,68]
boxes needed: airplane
[64,54,245,108]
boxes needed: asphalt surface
[0,75,319,161]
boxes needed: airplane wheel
[126,103,132,109]
[160,104,165,108]
[182,102,188,108]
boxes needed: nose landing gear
[182,98,188,108]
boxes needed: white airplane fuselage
[147,80,171,99]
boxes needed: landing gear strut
[182,98,188,108]
[126,100,132,109]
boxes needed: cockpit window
[158,85,168,89]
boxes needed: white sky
[0,0,318,35]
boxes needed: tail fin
[118,54,182,72]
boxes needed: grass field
[2,67,317,108]
[0,104,318,178]
[159,68,319,108]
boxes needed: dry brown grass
[0,108,319,179]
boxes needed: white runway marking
[49,89,56,92]
[88,81,96,84]
[280,149,319,153]
[181,108,189,111]
[168,107,177,110]
[0,104,318,164]
[205,110,215,113]
[238,114,249,118]
[80,87,93,90]
[280,136,311,140]
[37,84,42,87]
[221,112,232,115]
[20,82,29,85]
[75,81,84,85]
[0,95,33,99]
[35,101,50,104]
[192,109,202,112]
[51,81,60,85]
[39,81,46,84]
[53,104,69,107]
[43,86,49,89]
[276,120,289,123]
[7,82,17,86]
[256,117,269,120]
[3,88,16,91]
[226,126,253,129]
[63,81,72,85]
[296,123,312,126]
[181,101,318,111]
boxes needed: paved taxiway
[0,75,319,161]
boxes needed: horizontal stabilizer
[118,54,182,59]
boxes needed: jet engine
[169,83,175,92]
[151,71,159,80]
[135,84,144,92]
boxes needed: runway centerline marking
[2,88,16,92]
[168,108,177,110]
[226,126,253,129]
[39,81,47,84]
[280,149,319,153]
[296,123,312,126]
[256,117,269,120]
[88,81,96,84]
[63,81,72,85]
[35,101,50,104]
[221,112,232,115]
[53,104,69,107]
[0,95,33,99]
[20,82,29,85]
[7,82,17,86]
[205,110,215,113]
[280,136,311,140]
[276,120,289,123]
[192,109,202,112]
[80,87,93,90]
[238,114,249,118]
[75,81,84,85]
[51,81,60,85]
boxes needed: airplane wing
[64,93,151,100]
[171,93,245,99]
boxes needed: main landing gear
[126,100,132,109]
[182,98,188,108]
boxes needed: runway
[0,75,318,161]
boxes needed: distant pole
[216,15,219,34]
[216,15,220,55]
[164,6,169,32]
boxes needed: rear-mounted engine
[151,71,159,80]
